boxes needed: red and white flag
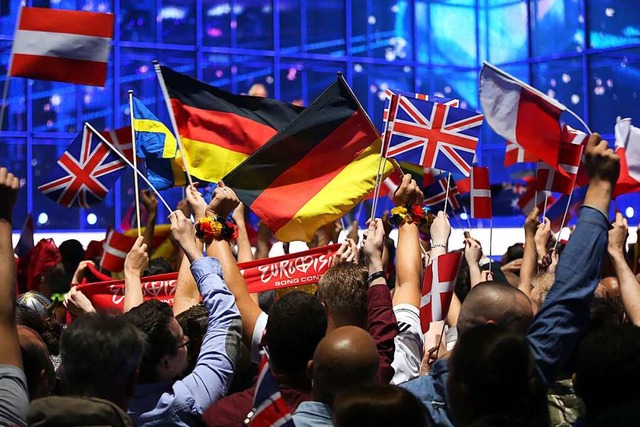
[420,251,463,333]
[535,139,584,195]
[99,229,136,273]
[614,117,640,197]
[517,178,554,214]
[504,140,537,167]
[10,7,114,86]
[480,62,568,175]
[470,166,492,218]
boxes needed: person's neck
[271,369,310,391]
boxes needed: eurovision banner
[78,244,340,311]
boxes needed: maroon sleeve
[203,386,255,427]
[367,284,399,384]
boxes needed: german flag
[223,75,394,242]
[159,66,304,182]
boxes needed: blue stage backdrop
[1,0,639,232]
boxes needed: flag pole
[443,173,451,214]
[153,60,194,187]
[489,217,493,273]
[554,187,575,251]
[86,122,173,213]
[461,205,473,233]
[0,5,22,132]
[338,73,387,220]
[128,91,142,237]
[542,193,549,219]
[565,109,592,135]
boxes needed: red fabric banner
[78,244,340,311]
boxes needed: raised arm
[204,182,263,349]
[392,174,425,308]
[0,168,22,368]
[173,185,206,316]
[140,189,158,255]
[519,208,540,296]
[123,236,149,312]
[231,203,254,264]
[608,212,640,325]
[527,133,620,387]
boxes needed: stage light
[625,207,635,218]
[37,212,48,225]
[87,213,98,225]
[460,212,468,221]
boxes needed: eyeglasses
[176,338,191,350]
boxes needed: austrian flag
[10,7,114,86]
[420,251,463,333]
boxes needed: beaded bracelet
[195,216,239,244]
[389,204,431,227]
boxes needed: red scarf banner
[78,244,340,311]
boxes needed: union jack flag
[423,174,461,213]
[383,95,483,177]
[248,355,295,427]
[382,88,459,121]
[38,124,127,208]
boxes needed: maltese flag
[9,7,113,86]
[614,117,640,197]
[480,62,568,176]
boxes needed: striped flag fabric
[420,251,463,333]
[613,117,640,197]
[470,166,492,218]
[423,174,461,214]
[223,76,393,242]
[248,356,295,427]
[14,214,35,258]
[480,62,568,176]
[159,66,303,183]
[517,178,554,215]
[535,140,583,195]
[382,88,459,121]
[99,229,137,273]
[9,7,114,86]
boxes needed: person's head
[529,271,555,314]
[309,326,378,406]
[18,326,55,400]
[317,263,368,330]
[265,291,327,378]
[447,324,549,427]
[457,282,533,335]
[333,384,432,427]
[501,243,524,265]
[123,299,188,384]
[60,313,145,410]
[16,304,62,356]
[143,257,173,277]
[248,83,268,97]
[574,324,640,420]
[175,304,208,375]
[600,276,620,299]
[58,239,85,275]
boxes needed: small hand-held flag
[535,140,583,195]
[383,95,483,177]
[420,252,463,333]
[470,166,492,219]
[248,356,295,427]
[100,229,137,273]
[504,140,537,167]
[9,7,114,86]
[613,117,640,197]
[38,124,127,208]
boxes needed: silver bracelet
[431,243,446,249]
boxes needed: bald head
[310,326,378,405]
[457,282,533,335]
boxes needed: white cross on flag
[470,166,492,219]
[420,251,463,333]
[99,229,137,273]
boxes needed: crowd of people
[1,132,640,427]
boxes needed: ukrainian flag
[132,97,186,190]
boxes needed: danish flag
[517,178,554,214]
[248,355,295,427]
[420,251,463,333]
[99,229,137,273]
[535,141,584,195]
[470,166,492,219]
[383,95,483,177]
[38,125,127,208]
[504,140,537,167]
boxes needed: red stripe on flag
[172,100,279,155]
[251,111,371,233]
[10,54,107,86]
[18,7,114,38]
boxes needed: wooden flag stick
[554,186,575,251]
[86,122,173,213]
[443,173,452,214]
[489,217,494,273]
[461,205,473,233]
[128,91,142,237]
[153,60,194,187]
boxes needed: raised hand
[585,133,620,186]
[124,236,149,277]
[524,207,540,238]
[185,184,207,220]
[363,218,385,274]
[71,260,95,285]
[140,189,158,216]
[534,217,552,259]
[169,210,201,263]
[608,212,629,258]
[0,167,20,222]
[430,211,451,248]
[64,286,97,316]
[393,174,424,207]
[205,181,240,219]
[464,237,482,265]
[332,238,359,266]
